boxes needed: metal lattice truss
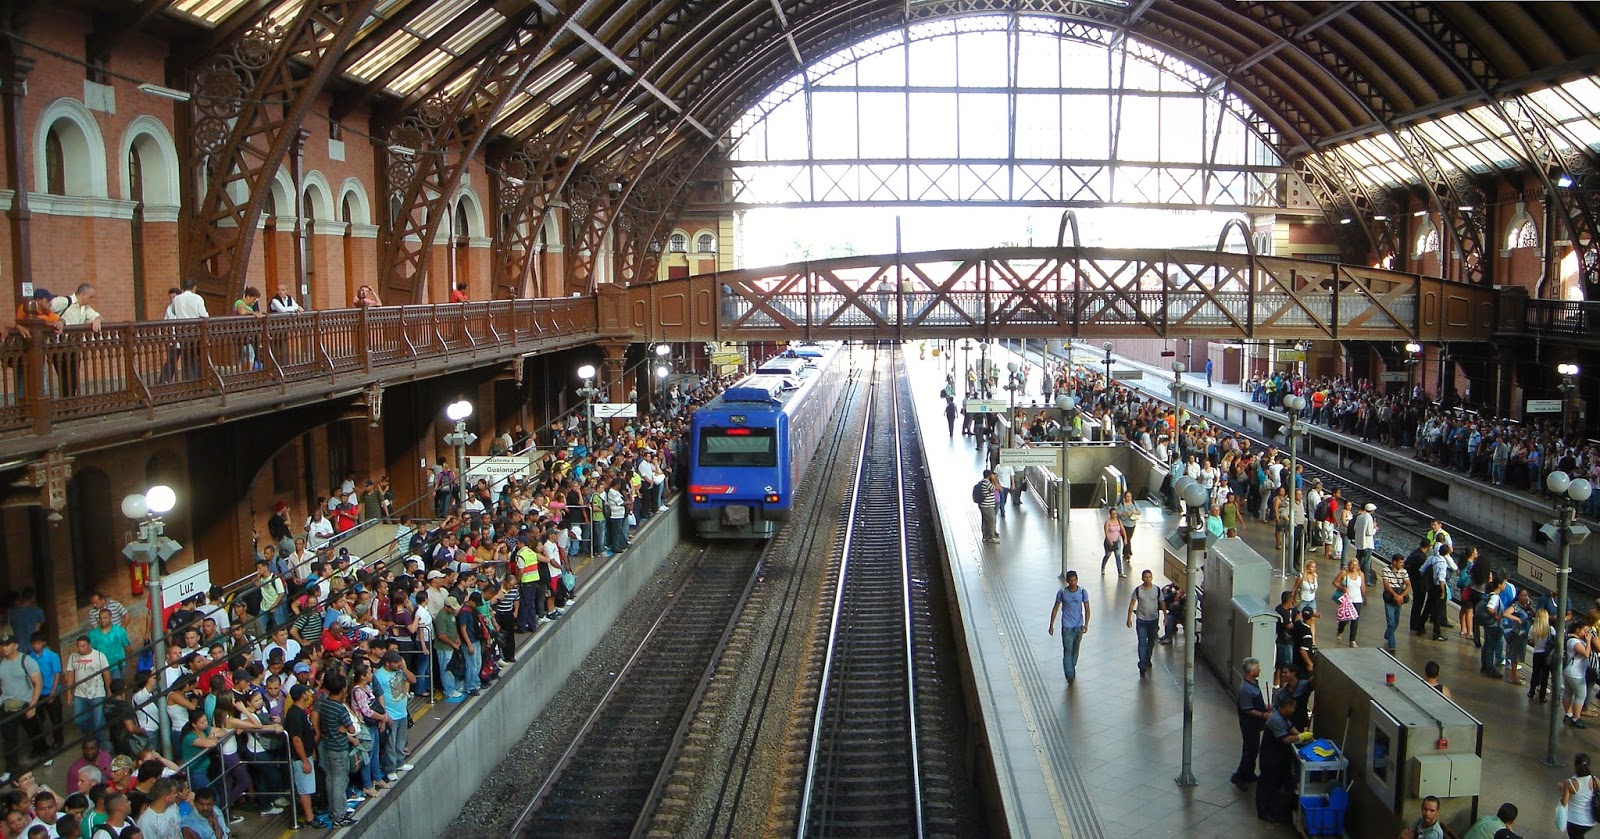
[183,0,382,308]
[727,160,1287,211]
[378,6,567,303]
[105,0,1597,297]
[608,245,1497,343]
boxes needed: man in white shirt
[268,290,302,314]
[305,511,335,549]
[166,279,209,320]
[163,278,209,382]
[53,283,102,332]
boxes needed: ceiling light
[1372,215,1388,221]
[1339,218,1353,224]
[1558,175,1574,188]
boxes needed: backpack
[1314,498,1333,522]
[972,481,986,504]
[1345,515,1359,542]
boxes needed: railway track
[798,350,928,839]
[508,540,762,837]
[510,346,869,839]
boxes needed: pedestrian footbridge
[605,246,1500,344]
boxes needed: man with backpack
[974,471,999,543]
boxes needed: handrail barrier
[0,296,599,437]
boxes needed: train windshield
[698,427,777,467]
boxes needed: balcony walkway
[1,246,1511,461]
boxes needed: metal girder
[1380,4,1591,291]
[379,6,568,303]
[567,116,680,288]
[1382,1,1505,91]
[495,1,726,296]
[1292,155,1374,262]
[182,0,383,309]
[1393,126,1487,284]
[493,71,632,298]
[1503,97,1600,295]
[622,145,710,283]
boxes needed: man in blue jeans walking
[1048,571,1090,685]
[1379,554,1411,653]
[1127,569,1162,678]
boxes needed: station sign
[710,352,744,366]
[1517,548,1559,591]
[998,447,1065,467]
[591,402,638,419]
[1527,399,1563,414]
[964,399,1008,414]
[1381,372,1410,382]
[162,560,212,625]
[1278,349,1306,362]
[464,455,538,490]
[1113,369,1143,380]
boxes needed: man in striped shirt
[88,593,129,630]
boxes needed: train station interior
[0,0,1597,836]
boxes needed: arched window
[44,128,66,196]
[696,232,716,253]
[1417,224,1439,257]
[669,232,688,253]
[1508,218,1538,250]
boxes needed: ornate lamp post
[1171,475,1211,787]
[1281,393,1308,580]
[576,364,599,453]
[1558,362,1580,440]
[1544,470,1593,767]
[121,485,178,756]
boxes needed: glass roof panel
[346,31,421,80]
[169,0,253,25]
[389,49,455,93]
[407,0,477,37]
[440,9,504,55]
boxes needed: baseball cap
[1300,606,1318,618]
[444,596,461,610]
[292,661,311,674]
[426,570,446,580]
[110,755,136,773]
[1364,503,1376,512]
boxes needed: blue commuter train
[688,343,849,538]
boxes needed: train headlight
[693,494,708,503]
[765,493,780,503]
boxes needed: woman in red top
[449,282,469,303]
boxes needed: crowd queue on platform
[948,351,1588,839]
[1245,369,1600,519]
[0,365,741,837]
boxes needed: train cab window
[699,427,777,467]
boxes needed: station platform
[904,347,1560,839]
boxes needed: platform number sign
[731,415,746,424]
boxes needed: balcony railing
[0,297,598,435]
[1526,298,1600,338]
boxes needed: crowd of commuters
[1245,369,1600,518]
[948,344,1581,838]
[0,366,741,837]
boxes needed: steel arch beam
[378,6,570,304]
[182,0,383,310]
